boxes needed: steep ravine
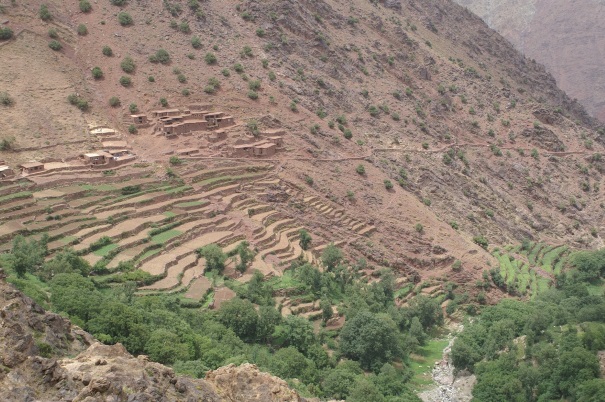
[418,325,475,402]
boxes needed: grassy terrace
[150,229,182,244]
[409,338,450,391]
[0,191,32,202]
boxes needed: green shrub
[159,97,168,107]
[343,129,352,139]
[204,52,217,64]
[384,180,393,190]
[118,12,133,26]
[181,88,190,96]
[111,0,127,5]
[256,28,265,37]
[149,49,171,64]
[356,164,365,175]
[120,56,136,73]
[79,0,92,13]
[0,27,13,40]
[129,103,138,113]
[452,260,462,272]
[247,91,258,100]
[177,74,186,83]
[148,76,155,82]
[191,36,202,49]
[67,94,88,111]
[169,156,183,165]
[119,76,132,87]
[108,96,120,107]
[39,4,52,21]
[473,235,488,249]
[415,223,424,233]
[290,101,297,112]
[128,125,137,134]
[0,92,14,106]
[102,46,113,56]
[233,63,244,73]
[368,105,379,117]
[241,45,253,57]
[91,67,103,79]
[48,40,62,51]
[179,21,190,33]
[48,28,58,38]
[77,24,88,36]
[248,80,261,91]
[221,69,230,77]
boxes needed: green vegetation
[120,56,136,73]
[453,254,605,401]
[204,52,217,64]
[48,40,62,51]
[118,12,133,26]
[0,26,13,40]
[79,0,92,13]
[102,46,113,57]
[67,94,89,111]
[0,91,14,106]
[39,4,52,21]
[119,76,132,87]
[92,67,103,79]
[149,49,170,64]
[77,24,88,36]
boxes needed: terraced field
[0,161,379,314]
[493,242,570,298]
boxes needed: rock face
[454,0,605,122]
[0,271,315,402]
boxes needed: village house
[148,108,235,137]
[81,152,108,165]
[0,164,15,179]
[231,141,277,157]
[19,162,45,175]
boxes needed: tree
[40,248,90,281]
[198,244,227,273]
[321,243,343,271]
[409,316,427,346]
[234,241,255,273]
[299,229,312,250]
[217,298,258,342]
[339,311,402,370]
[347,377,385,402]
[9,235,46,277]
[272,315,316,354]
[409,295,443,330]
[375,363,412,397]
[256,305,282,343]
[270,346,316,383]
[321,363,361,400]
[145,329,193,364]
[50,273,102,324]
[576,379,605,402]
[320,298,333,322]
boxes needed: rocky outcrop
[0,271,316,402]
[454,0,605,122]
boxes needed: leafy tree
[408,317,427,346]
[408,295,443,330]
[272,315,316,354]
[40,248,90,281]
[233,241,255,273]
[270,346,316,383]
[321,362,362,400]
[197,244,227,273]
[256,305,282,343]
[576,379,605,402]
[375,363,412,397]
[50,273,102,323]
[472,353,525,402]
[321,243,343,271]
[299,229,312,250]
[339,311,402,370]
[217,298,258,342]
[145,329,193,364]
[347,377,385,402]
[9,235,47,277]
[245,270,273,305]
[320,298,333,322]
[555,347,600,397]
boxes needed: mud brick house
[81,152,108,165]
[0,164,15,179]
[148,108,235,137]
[231,141,277,157]
[19,162,45,175]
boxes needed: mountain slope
[455,0,605,122]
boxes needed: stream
[418,324,476,402]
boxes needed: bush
[39,4,52,21]
[248,80,261,91]
[356,164,365,175]
[129,103,138,113]
[120,56,136,73]
[128,125,137,134]
[233,63,244,73]
[118,12,133,26]
[369,105,379,117]
[247,91,258,100]
[473,235,488,249]
[0,27,13,40]
[415,223,424,233]
[48,28,58,38]
[108,97,120,107]
[91,67,103,79]
[181,88,190,96]
[102,46,113,56]
[149,48,171,64]
[204,52,217,64]
[0,92,14,106]
[67,94,89,111]
[169,156,183,165]
[159,97,168,107]
[221,69,230,77]
[191,36,202,49]
[79,0,92,13]
[177,74,186,83]
[77,24,88,36]
[179,21,190,33]
[48,40,62,51]
[384,180,393,190]
[148,76,155,82]
[343,129,352,139]
[119,76,132,87]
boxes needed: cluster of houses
[80,149,136,166]
[130,106,235,137]
[231,135,284,157]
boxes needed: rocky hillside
[0,269,313,401]
[455,0,605,122]
[0,0,604,298]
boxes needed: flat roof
[130,114,147,117]
[19,162,44,169]
[205,112,224,116]
[83,153,101,157]
[0,165,12,171]
[153,108,180,113]
[233,144,253,149]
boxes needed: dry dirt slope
[1,0,605,293]
[454,0,605,122]
[0,269,314,401]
